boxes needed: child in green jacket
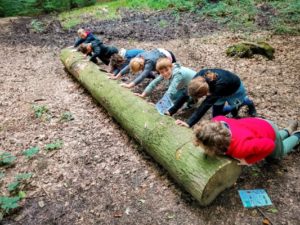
[136,58,196,102]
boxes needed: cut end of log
[200,160,241,206]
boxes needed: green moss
[226,42,275,60]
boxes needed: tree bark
[60,48,241,206]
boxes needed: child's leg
[278,129,289,140]
[281,134,300,156]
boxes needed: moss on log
[60,48,242,206]
[226,41,275,59]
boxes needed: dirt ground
[0,10,300,225]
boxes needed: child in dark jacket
[74,28,100,48]
[193,117,300,165]
[167,69,257,128]
[78,40,118,65]
[109,48,145,76]
[118,49,176,89]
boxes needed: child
[78,40,118,65]
[109,48,145,76]
[74,28,100,48]
[117,49,176,88]
[167,69,257,128]
[193,117,300,165]
[136,58,196,103]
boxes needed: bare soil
[0,11,299,225]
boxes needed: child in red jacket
[193,116,300,165]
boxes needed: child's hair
[204,70,218,81]
[188,77,209,99]
[78,44,89,54]
[130,58,144,74]
[193,120,231,156]
[156,57,172,71]
[77,28,85,36]
[110,54,125,68]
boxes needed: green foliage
[23,147,40,159]
[0,152,16,166]
[0,0,96,17]
[7,181,20,193]
[60,111,74,122]
[30,19,45,33]
[32,104,49,119]
[45,140,63,151]
[15,173,33,181]
[0,196,20,213]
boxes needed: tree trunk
[60,48,241,206]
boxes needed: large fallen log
[60,48,241,206]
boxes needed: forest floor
[0,9,300,225]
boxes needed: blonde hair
[156,57,172,71]
[130,58,144,73]
[77,28,85,35]
[193,120,231,156]
[188,77,209,99]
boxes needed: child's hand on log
[164,111,171,116]
[237,159,251,166]
[175,119,189,128]
[134,92,147,98]
[121,82,134,89]
[109,74,120,80]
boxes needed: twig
[256,207,276,225]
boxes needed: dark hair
[110,54,125,68]
[78,44,89,54]
[193,120,231,156]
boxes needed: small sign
[238,189,272,208]
[156,94,174,115]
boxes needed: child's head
[188,77,209,99]
[78,43,92,54]
[130,57,145,74]
[193,120,231,156]
[156,58,173,79]
[110,53,125,68]
[77,28,87,39]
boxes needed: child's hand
[237,159,251,166]
[164,111,170,116]
[134,92,146,98]
[121,82,134,89]
[67,46,75,49]
[175,119,189,128]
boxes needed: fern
[0,152,16,166]
[23,147,40,159]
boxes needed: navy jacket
[169,69,241,127]
[74,32,100,47]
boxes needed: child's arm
[166,73,185,101]
[132,62,154,85]
[186,95,219,127]
[74,38,84,48]
[89,45,101,62]
[118,65,130,76]
[143,76,164,96]
[167,91,189,115]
